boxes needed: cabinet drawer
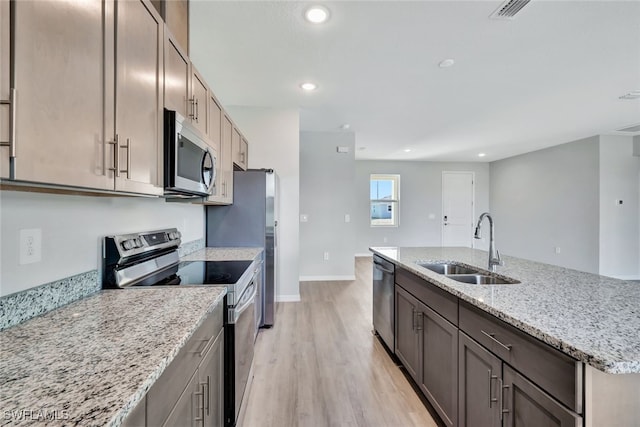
[396,268,458,326]
[147,301,224,425]
[459,301,582,413]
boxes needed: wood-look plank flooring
[240,257,438,427]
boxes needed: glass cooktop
[141,260,253,286]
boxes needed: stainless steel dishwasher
[372,254,395,351]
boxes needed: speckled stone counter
[0,286,226,426]
[371,247,640,374]
[182,247,263,262]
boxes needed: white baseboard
[355,253,373,258]
[276,294,301,302]
[299,275,356,282]
[608,274,640,281]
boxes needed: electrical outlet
[344,214,350,223]
[555,247,561,254]
[383,237,388,243]
[323,251,329,261]
[20,229,42,265]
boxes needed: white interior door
[442,172,474,247]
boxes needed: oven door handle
[233,282,256,320]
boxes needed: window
[370,174,400,227]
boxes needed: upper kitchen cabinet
[164,0,189,55]
[6,0,113,190]
[219,113,234,204]
[164,28,190,119]
[107,0,164,195]
[233,129,249,171]
[0,0,10,179]
[3,0,163,195]
[190,65,209,138]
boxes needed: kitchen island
[0,286,225,426]
[371,246,640,427]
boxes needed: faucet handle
[495,250,505,266]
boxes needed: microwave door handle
[202,149,215,194]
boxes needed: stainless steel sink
[418,263,481,275]
[446,274,520,285]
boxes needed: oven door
[230,281,256,422]
[165,110,216,196]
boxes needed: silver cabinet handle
[204,375,210,415]
[240,151,246,163]
[499,378,510,421]
[120,138,131,179]
[195,98,199,122]
[416,312,423,331]
[488,370,498,408]
[194,384,205,424]
[189,98,196,119]
[107,134,120,177]
[481,330,512,351]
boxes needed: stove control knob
[134,238,143,248]
[122,239,135,250]
[175,231,182,240]
[168,232,176,240]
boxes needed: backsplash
[0,238,206,331]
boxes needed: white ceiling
[189,1,640,162]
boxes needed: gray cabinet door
[395,285,421,382]
[191,66,209,137]
[503,365,582,427]
[419,301,458,427]
[11,0,112,189]
[121,397,146,427]
[162,370,201,427]
[199,329,224,427]
[0,0,9,179]
[459,331,501,427]
[164,30,190,119]
[112,0,163,195]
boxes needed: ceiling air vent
[490,0,532,20]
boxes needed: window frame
[369,174,400,227]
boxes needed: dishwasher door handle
[373,261,394,275]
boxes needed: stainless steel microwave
[164,109,216,197]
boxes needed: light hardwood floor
[240,257,439,427]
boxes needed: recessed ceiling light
[439,59,455,68]
[300,82,318,91]
[404,149,412,152]
[478,153,487,157]
[304,5,330,24]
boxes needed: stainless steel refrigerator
[206,169,277,328]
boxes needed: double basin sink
[417,262,520,285]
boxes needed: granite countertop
[371,247,640,375]
[0,286,226,426]
[181,247,263,262]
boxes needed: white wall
[599,135,640,279]
[299,131,355,280]
[490,136,601,274]
[0,191,204,296]
[226,107,300,301]
[355,160,490,254]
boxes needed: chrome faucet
[474,212,504,272]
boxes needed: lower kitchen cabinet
[199,328,225,427]
[121,303,225,427]
[503,365,582,427]
[458,332,502,427]
[395,283,457,427]
[420,304,458,427]
[395,285,421,381]
[392,268,584,427]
